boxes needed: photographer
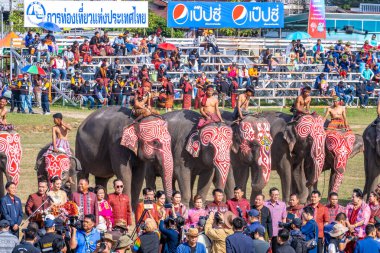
[38,218,62,253]
[327,224,348,253]
[301,206,318,253]
[324,213,348,251]
[69,214,101,253]
[204,211,234,253]
[93,233,116,253]
[135,188,159,225]
[289,218,307,253]
[196,216,212,252]
[133,218,160,253]
[158,208,179,253]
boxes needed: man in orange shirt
[107,179,132,230]
[307,190,329,253]
[134,187,159,225]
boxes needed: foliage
[8,11,28,33]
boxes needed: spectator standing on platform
[226,186,250,222]
[18,73,34,114]
[206,30,219,54]
[265,187,286,252]
[0,182,23,236]
[326,192,346,224]
[216,76,230,109]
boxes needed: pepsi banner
[167,2,284,29]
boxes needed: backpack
[290,234,308,253]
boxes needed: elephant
[35,144,82,193]
[147,110,235,207]
[75,106,174,210]
[0,131,22,197]
[306,133,364,194]
[260,111,326,203]
[363,120,380,199]
[221,111,273,204]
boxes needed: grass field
[8,105,377,209]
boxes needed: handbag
[305,222,318,250]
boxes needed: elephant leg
[145,165,157,191]
[364,151,380,199]
[0,174,4,197]
[277,156,292,203]
[197,168,215,201]
[250,165,265,204]
[132,162,148,210]
[224,169,236,200]
[175,165,192,207]
[95,177,110,191]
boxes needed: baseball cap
[247,209,260,218]
[0,219,10,228]
[44,218,55,228]
[253,225,266,236]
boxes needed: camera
[215,212,223,224]
[347,236,358,242]
[278,222,292,230]
[67,216,82,230]
[143,199,154,210]
[164,203,173,209]
[98,231,107,253]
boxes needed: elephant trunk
[375,122,380,157]
[308,130,326,185]
[160,149,174,199]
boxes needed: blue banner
[167,2,284,29]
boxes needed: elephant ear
[185,131,201,158]
[121,124,139,156]
[283,125,297,154]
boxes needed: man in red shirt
[226,186,250,222]
[206,189,229,214]
[25,180,50,228]
[325,192,345,223]
[108,179,132,229]
[307,190,329,253]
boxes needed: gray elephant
[0,131,22,197]
[261,111,326,203]
[221,111,272,204]
[147,110,235,206]
[363,120,380,199]
[35,144,82,192]
[306,133,363,194]
[75,107,174,209]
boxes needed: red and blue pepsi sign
[168,2,284,28]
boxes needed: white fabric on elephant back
[0,132,22,185]
[294,114,326,182]
[325,130,355,192]
[45,153,71,183]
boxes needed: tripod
[130,209,150,239]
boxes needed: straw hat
[144,218,157,232]
[223,211,236,229]
[186,228,199,237]
[115,235,133,250]
[329,224,348,237]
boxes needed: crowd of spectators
[1,177,380,253]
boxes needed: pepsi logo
[173,4,189,25]
[232,5,248,26]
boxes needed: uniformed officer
[37,218,62,253]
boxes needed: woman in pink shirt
[186,195,208,228]
[96,185,113,230]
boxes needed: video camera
[98,231,107,253]
[67,216,82,230]
[278,213,296,230]
[143,199,154,210]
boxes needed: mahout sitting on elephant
[132,83,159,122]
[0,97,14,131]
[198,84,224,128]
[290,86,312,119]
[231,87,255,121]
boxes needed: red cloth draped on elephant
[0,132,22,185]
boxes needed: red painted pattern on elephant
[0,132,22,185]
[138,119,174,197]
[326,130,355,192]
[200,126,233,185]
[256,122,272,183]
[45,153,71,182]
[295,115,326,182]
[240,122,255,155]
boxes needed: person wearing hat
[37,218,62,253]
[288,218,307,253]
[93,233,116,253]
[206,29,220,54]
[114,234,133,253]
[71,71,85,95]
[338,55,351,79]
[13,226,40,253]
[36,39,50,63]
[0,219,19,252]
[63,45,76,75]
[323,95,349,131]
[334,40,344,57]
[177,228,206,253]
[43,112,72,156]
[245,209,262,235]
[133,218,160,253]
[204,211,234,253]
[0,182,23,236]
[324,55,338,73]
[251,226,270,253]
[226,217,254,253]
[326,223,348,253]
[113,34,126,56]
[17,73,35,114]
[51,54,67,80]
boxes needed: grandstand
[4,35,379,108]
